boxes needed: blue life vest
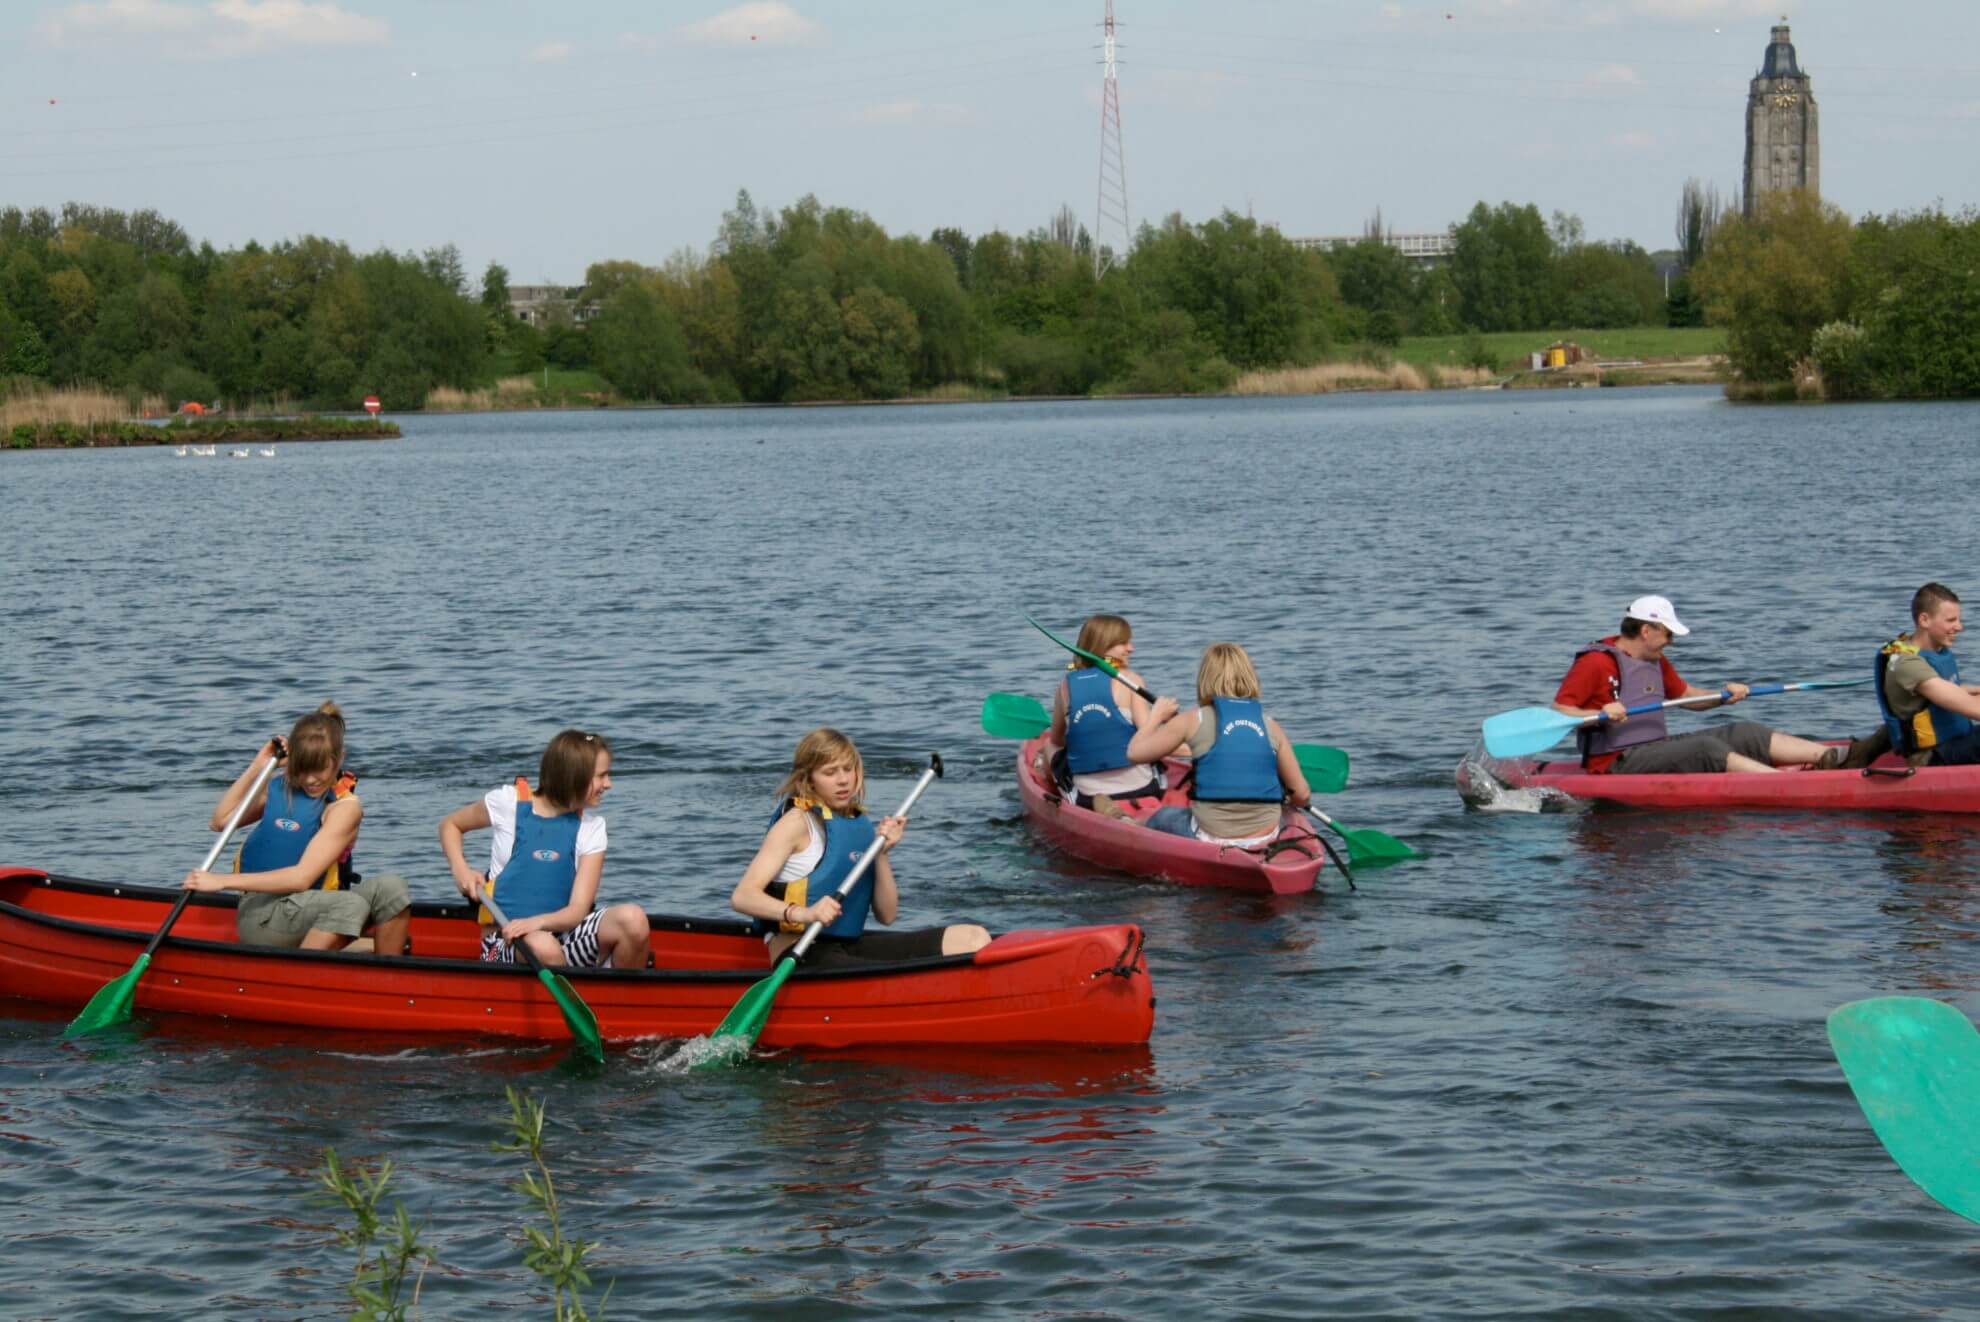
[482,779,583,924]
[1575,641,1669,764]
[1064,667,1137,774]
[760,798,876,940]
[1876,636,1971,756]
[1193,697,1283,802]
[236,771,360,889]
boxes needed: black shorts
[802,927,954,970]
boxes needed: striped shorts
[479,909,605,968]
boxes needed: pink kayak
[1456,744,1980,813]
[1017,737,1329,894]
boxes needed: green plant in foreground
[314,1149,432,1320]
[493,1086,613,1321]
[313,1090,612,1318]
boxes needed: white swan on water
[258,447,276,458]
[229,448,250,459]
[173,446,187,457]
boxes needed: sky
[4,0,1976,284]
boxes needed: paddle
[1024,611,1157,701]
[477,889,605,1068]
[980,691,1352,793]
[708,753,945,1056]
[66,739,286,1037]
[1480,678,1874,760]
[1828,996,1980,1225]
[1302,804,1418,868]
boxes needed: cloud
[1607,129,1658,150]
[675,2,822,48]
[848,100,969,126]
[39,0,388,56]
[527,40,573,64]
[619,31,661,54]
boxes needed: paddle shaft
[789,755,944,963]
[146,743,285,962]
[1583,677,1870,729]
[1299,806,1356,890]
[1025,613,1158,703]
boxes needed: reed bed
[1229,361,1493,396]
[0,380,166,430]
[423,376,543,412]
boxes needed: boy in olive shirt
[1877,582,1980,767]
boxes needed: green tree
[1693,190,1856,381]
[7,319,50,378]
[1448,201,1556,331]
[590,282,703,401]
[839,285,920,397]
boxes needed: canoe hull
[1457,746,1980,814]
[1016,738,1326,894]
[0,869,1154,1048]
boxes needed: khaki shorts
[1609,722,1776,775]
[236,872,412,947]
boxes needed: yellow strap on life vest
[1882,634,1945,751]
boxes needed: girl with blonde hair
[1128,644,1313,847]
[182,702,412,954]
[1038,613,1163,815]
[732,728,990,970]
[439,729,652,970]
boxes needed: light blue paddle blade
[1480,705,1582,759]
[1829,996,1980,1225]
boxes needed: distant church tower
[1743,21,1818,217]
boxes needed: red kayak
[1456,745,1980,813]
[1017,737,1328,894]
[0,868,1153,1048]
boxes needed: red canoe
[0,868,1153,1049]
[1017,737,1329,894]
[1456,746,1980,814]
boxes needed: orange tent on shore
[178,401,205,416]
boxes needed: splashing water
[1454,745,1581,814]
[629,1033,755,1074]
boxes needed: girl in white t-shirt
[438,729,652,969]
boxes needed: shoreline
[5,417,403,451]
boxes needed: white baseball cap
[1625,594,1690,636]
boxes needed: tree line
[1690,191,1980,399]
[0,194,1698,410]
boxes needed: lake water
[5,388,1980,1318]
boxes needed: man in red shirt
[1552,595,1863,775]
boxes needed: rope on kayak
[1090,927,1146,980]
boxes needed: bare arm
[185,797,360,894]
[210,740,282,831]
[1127,699,1194,765]
[439,799,493,899]
[731,811,840,927]
[1269,719,1311,808]
[1920,676,1980,722]
[1046,679,1068,748]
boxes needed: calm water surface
[5,389,1980,1318]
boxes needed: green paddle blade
[1337,823,1419,865]
[64,952,149,1037]
[981,692,1051,740]
[1829,996,1980,1224]
[539,968,604,1066]
[1293,744,1350,794]
[707,957,796,1056]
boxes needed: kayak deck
[1016,737,1326,894]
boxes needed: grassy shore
[1396,326,1725,374]
[9,415,400,449]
